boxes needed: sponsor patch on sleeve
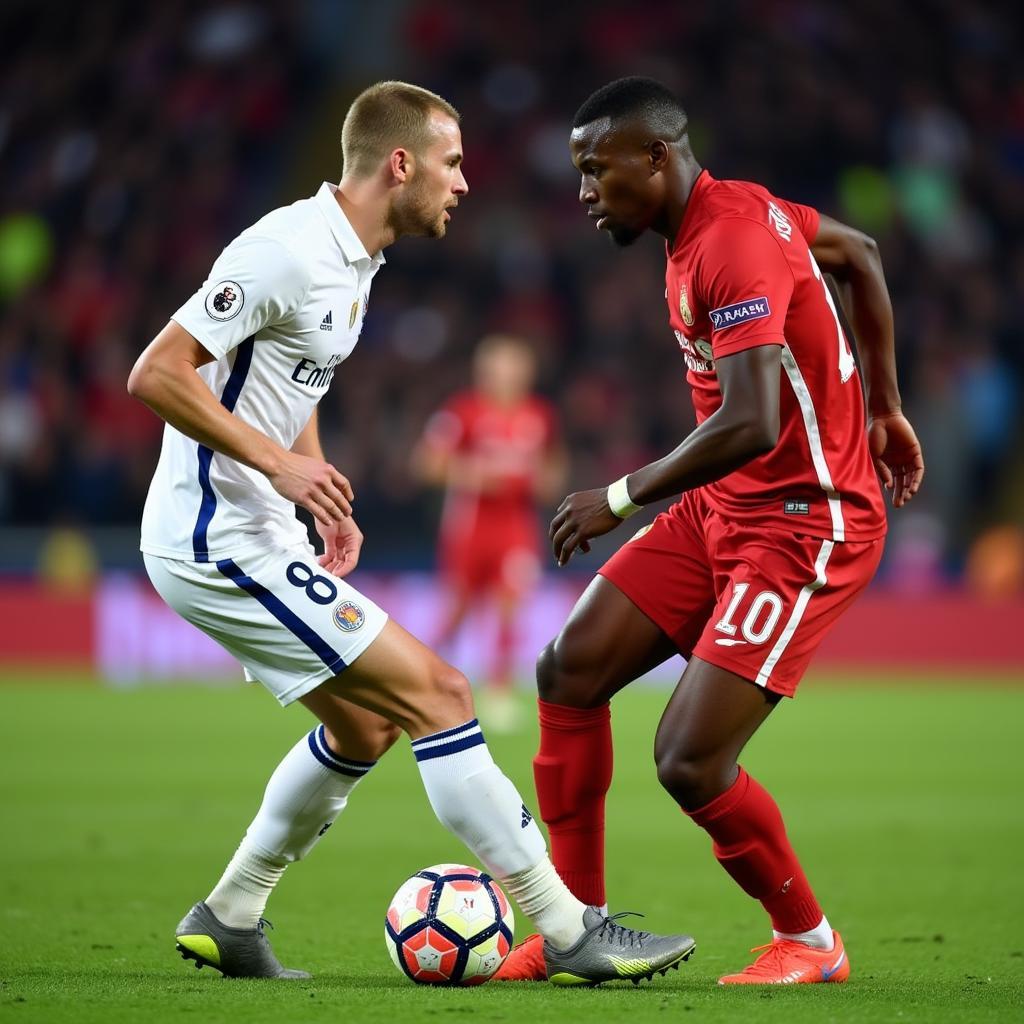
[709,296,771,332]
[205,280,244,321]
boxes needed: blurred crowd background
[1,0,1022,593]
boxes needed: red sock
[533,698,612,907]
[687,767,822,934]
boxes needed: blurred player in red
[414,334,566,730]
[497,78,924,984]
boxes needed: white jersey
[140,183,384,562]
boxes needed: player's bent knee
[369,653,474,737]
[535,641,560,700]
[428,662,475,722]
[536,634,608,707]
[655,747,730,810]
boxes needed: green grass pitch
[1,674,1022,1022]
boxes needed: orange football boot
[492,933,546,981]
[718,930,849,985]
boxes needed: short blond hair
[341,80,460,178]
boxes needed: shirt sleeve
[778,198,820,244]
[695,218,794,360]
[170,234,311,359]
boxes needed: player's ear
[649,139,669,175]
[389,148,413,183]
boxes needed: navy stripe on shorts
[215,557,347,676]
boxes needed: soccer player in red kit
[415,334,565,729]
[496,77,924,985]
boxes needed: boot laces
[742,939,801,976]
[597,911,651,949]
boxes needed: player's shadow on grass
[297,974,706,995]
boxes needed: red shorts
[598,489,883,697]
[440,516,541,598]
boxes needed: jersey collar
[669,168,713,255]
[315,182,387,268]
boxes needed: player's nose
[454,169,468,195]
[579,181,597,205]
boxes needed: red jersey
[423,392,558,531]
[666,170,887,542]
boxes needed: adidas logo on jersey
[320,311,333,331]
[521,804,534,828]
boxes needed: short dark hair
[573,76,688,140]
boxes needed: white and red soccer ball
[385,864,514,985]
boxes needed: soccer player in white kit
[128,81,695,983]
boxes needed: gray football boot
[544,907,696,986]
[175,901,311,979]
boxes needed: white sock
[411,718,586,947]
[205,845,287,930]
[206,726,375,928]
[774,914,834,951]
[502,858,588,949]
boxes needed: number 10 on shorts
[714,583,784,645]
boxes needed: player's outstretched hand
[550,487,622,567]
[868,412,924,508]
[268,452,354,526]
[317,516,364,578]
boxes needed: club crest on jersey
[348,300,359,329]
[205,280,244,321]
[679,283,694,326]
[333,600,365,632]
[710,296,771,332]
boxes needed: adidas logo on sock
[320,311,333,331]
[521,804,533,828]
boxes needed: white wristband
[607,475,642,519]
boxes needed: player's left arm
[293,410,364,578]
[810,213,923,507]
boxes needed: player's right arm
[128,322,353,526]
[128,232,355,527]
[809,213,923,507]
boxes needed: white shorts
[143,543,389,706]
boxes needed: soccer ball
[385,863,514,985]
